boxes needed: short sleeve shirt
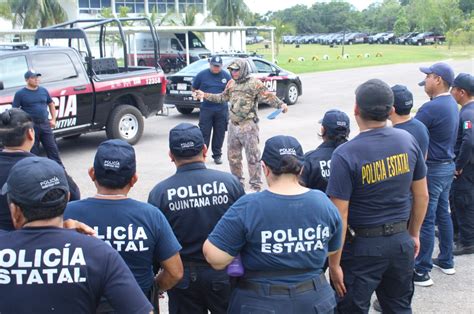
[301,141,338,192]
[12,87,53,121]
[394,119,429,158]
[326,127,427,227]
[0,227,152,314]
[148,162,244,262]
[192,69,231,111]
[64,198,181,294]
[208,190,342,285]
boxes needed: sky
[243,0,380,14]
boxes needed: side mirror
[270,69,281,77]
[0,81,4,90]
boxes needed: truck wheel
[138,60,146,66]
[285,83,299,105]
[418,41,423,46]
[176,106,194,114]
[106,105,144,145]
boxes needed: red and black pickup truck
[0,18,166,145]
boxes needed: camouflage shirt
[205,59,284,124]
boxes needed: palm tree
[8,0,67,29]
[208,0,249,26]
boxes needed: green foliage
[7,0,67,28]
[394,9,410,35]
[446,17,474,47]
[208,0,250,26]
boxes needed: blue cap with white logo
[1,157,69,207]
[261,135,304,171]
[94,139,136,187]
[319,109,350,136]
[209,55,223,66]
[169,123,204,157]
[24,70,41,79]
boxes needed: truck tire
[285,83,299,105]
[176,106,194,114]
[106,105,144,145]
[138,60,146,66]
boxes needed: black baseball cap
[261,135,304,171]
[391,85,414,112]
[209,55,223,66]
[319,109,350,135]
[169,123,204,157]
[94,139,136,186]
[418,62,454,86]
[356,79,394,117]
[452,73,474,94]
[1,157,69,207]
[24,70,41,79]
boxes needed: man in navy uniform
[193,56,232,164]
[327,79,429,313]
[301,109,350,192]
[0,157,153,313]
[13,70,63,166]
[148,123,245,314]
[414,62,459,286]
[65,139,183,310]
[389,85,429,158]
[450,73,474,256]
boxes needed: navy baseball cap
[452,73,474,94]
[209,55,223,66]
[94,139,136,186]
[418,62,454,86]
[1,157,69,207]
[24,70,41,79]
[319,109,350,135]
[169,123,204,157]
[391,85,414,111]
[261,135,304,171]
[356,79,394,116]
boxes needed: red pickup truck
[0,18,166,145]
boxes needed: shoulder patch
[463,121,472,130]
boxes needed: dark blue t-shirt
[394,118,429,158]
[64,198,181,294]
[0,151,33,231]
[326,127,427,228]
[12,87,53,121]
[208,190,342,285]
[453,101,474,190]
[415,94,459,162]
[301,141,339,192]
[148,162,245,262]
[192,69,230,111]
[0,227,152,313]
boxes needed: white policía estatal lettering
[103,160,120,169]
[0,244,87,285]
[319,160,331,178]
[166,181,230,211]
[95,225,149,252]
[260,226,331,254]
[279,148,297,156]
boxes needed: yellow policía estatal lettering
[386,153,410,177]
[361,158,387,185]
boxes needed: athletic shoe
[373,299,382,312]
[453,243,474,256]
[214,157,223,165]
[413,271,433,287]
[432,258,456,275]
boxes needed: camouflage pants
[227,120,263,191]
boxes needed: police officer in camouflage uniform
[195,58,288,192]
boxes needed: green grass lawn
[248,43,473,74]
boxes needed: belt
[238,273,326,296]
[353,221,407,237]
[182,260,212,268]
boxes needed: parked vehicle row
[283,31,445,46]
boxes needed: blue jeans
[415,162,455,273]
[199,107,228,160]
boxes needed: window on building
[78,0,111,13]
[178,0,204,13]
[149,0,175,14]
[115,0,145,13]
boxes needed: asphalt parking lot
[57,59,474,313]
